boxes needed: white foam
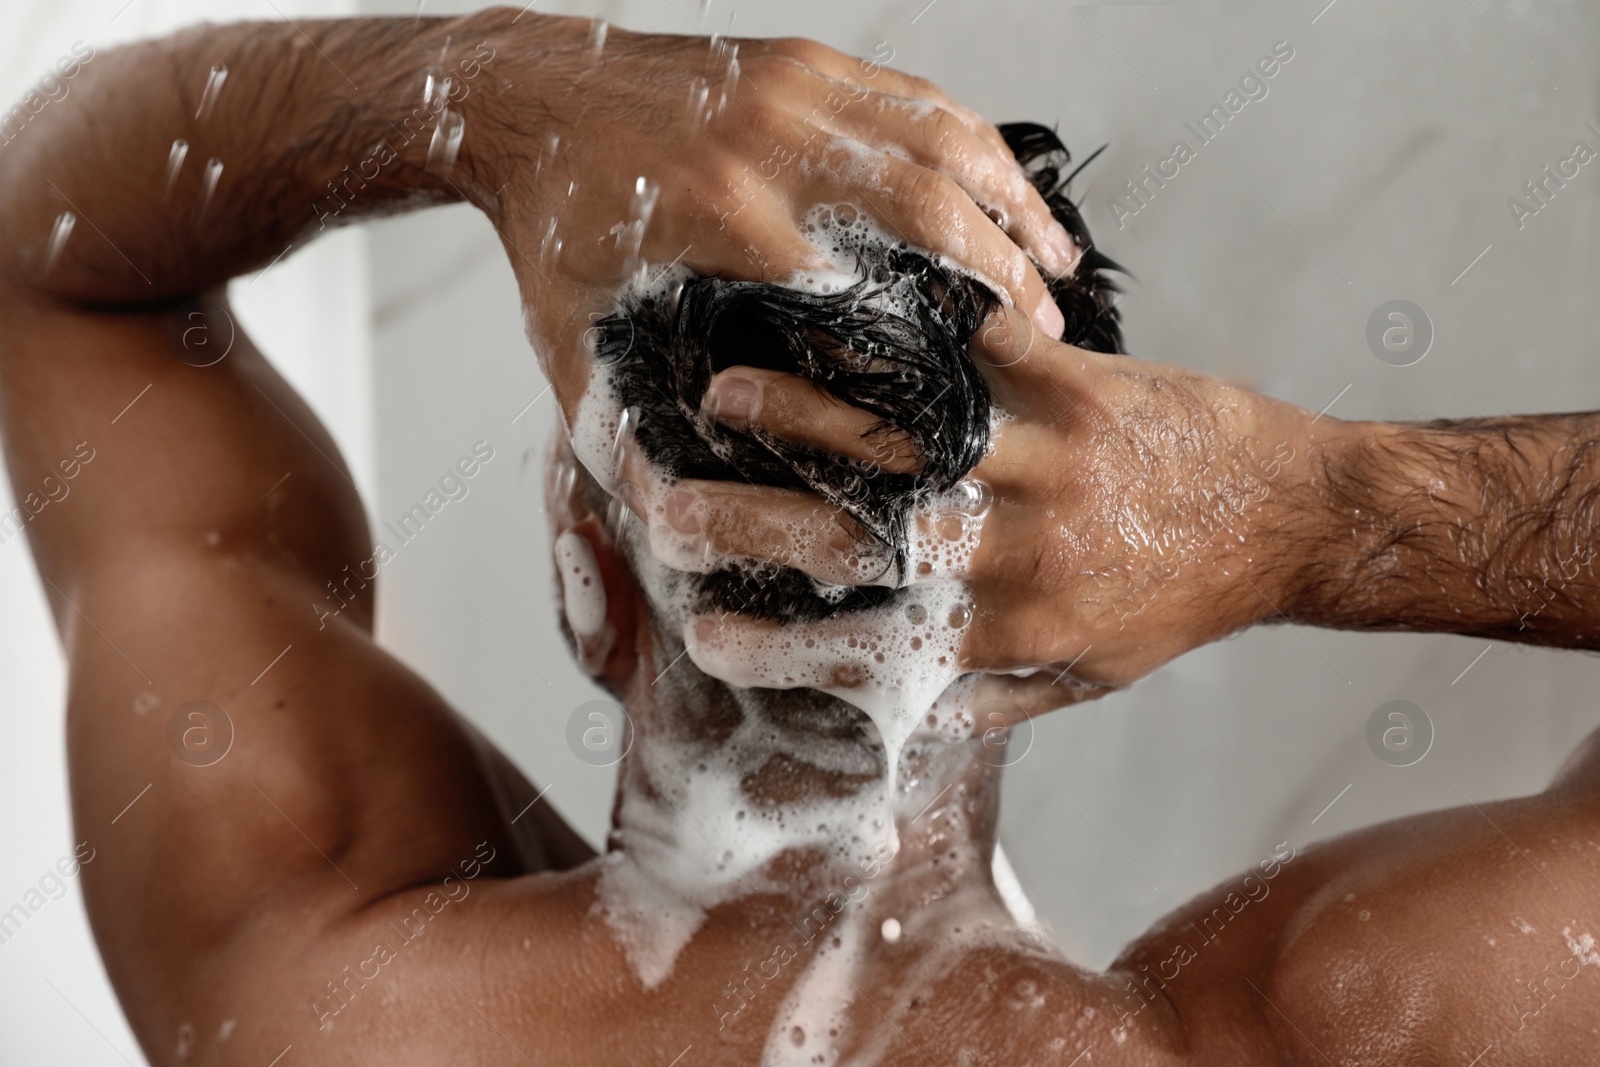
[794,151,1025,303]
[760,905,871,1067]
[554,530,607,639]
[563,214,1008,1064]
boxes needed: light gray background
[4,0,1599,1062]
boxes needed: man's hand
[653,308,1600,708]
[654,309,1316,701]
[472,18,1077,421]
[0,10,1076,429]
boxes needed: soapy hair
[589,123,1123,621]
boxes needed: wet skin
[5,11,1600,1067]
[2,276,1599,1065]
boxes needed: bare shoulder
[1259,738,1600,1066]
[1097,734,1600,1067]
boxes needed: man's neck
[594,675,1019,990]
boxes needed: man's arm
[0,9,1076,420]
[646,315,1600,697]
[1285,414,1600,646]
[0,15,1070,1053]
[0,17,489,304]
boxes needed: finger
[702,367,923,474]
[765,38,1012,157]
[972,306,1044,377]
[971,308,1113,436]
[684,591,972,696]
[661,478,990,591]
[969,671,1115,719]
[831,93,1079,278]
[688,201,834,283]
[847,66,1010,154]
[810,146,1065,340]
[653,480,895,587]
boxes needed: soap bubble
[949,479,993,516]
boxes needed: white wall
[4,1,1599,1063]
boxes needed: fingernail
[1045,221,1079,276]
[1033,298,1065,341]
[665,489,701,534]
[706,375,762,427]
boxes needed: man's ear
[546,435,649,689]
[553,516,641,688]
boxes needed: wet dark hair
[592,123,1123,621]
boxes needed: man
[1,12,1598,1067]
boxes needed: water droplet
[41,212,75,276]
[881,917,902,943]
[423,72,445,110]
[616,176,660,277]
[587,19,608,59]
[422,45,453,113]
[610,406,638,479]
[427,108,466,172]
[687,77,711,125]
[164,140,189,201]
[194,64,228,121]
[947,603,971,629]
[535,131,561,179]
[717,43,740,117]
[538,217,562,269]
[198,158,223,219]
[605,495,629,534]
